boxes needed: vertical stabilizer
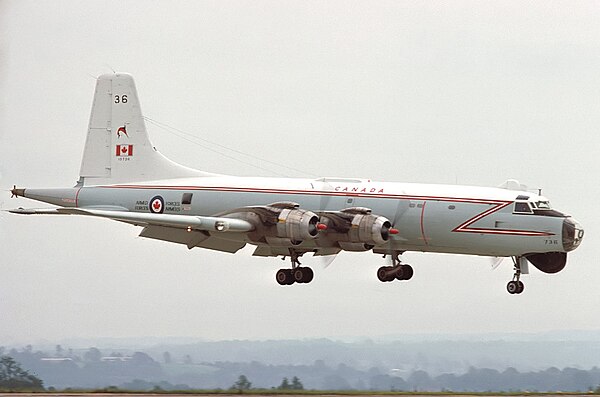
[79,73,208,185]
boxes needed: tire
[516,281,525,294]
[506,281,518,294]
[399,265,414,281]
[302,267,314,283]
[377,266,393,282]
[293,268,306,283]
[276,269,294,285]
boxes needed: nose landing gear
[507,256,525,294]
[377,251,413,283]
[276,250,314,286]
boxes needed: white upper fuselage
[72,174,574,257]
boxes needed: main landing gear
[506,256,525,295]
[276,250,314,286]
[377,251,413,283]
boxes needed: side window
[182,193,193,205]
[514,202,532,214]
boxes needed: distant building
[101,356,132,362]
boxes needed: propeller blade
[319,254,338,269]
[385,199,409,256]
[490,256,504,270]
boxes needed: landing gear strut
[377,251,413,283]
[506,256,525,294]
[276,250,314,286]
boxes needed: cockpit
[513,194,565,217]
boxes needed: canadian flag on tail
[116,145,134,156]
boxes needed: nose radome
[563,217,584,252]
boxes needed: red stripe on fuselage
[96,184,553,237]
[100,184,506,204]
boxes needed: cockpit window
[537,201,551,209]
[514,202,533,214]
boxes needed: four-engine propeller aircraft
[9,73,584,294]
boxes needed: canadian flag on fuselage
[116,144,133,156]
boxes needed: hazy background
[1,1,599,344]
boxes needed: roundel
[149,196,165,214]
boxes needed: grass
[2,388,596,395]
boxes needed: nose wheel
[377,251,413,283]
[276,250,314,285]
[507,256,525,294]
[507,280,524,294]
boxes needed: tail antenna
[103,64,116,73]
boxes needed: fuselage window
[514,202,533,214]
[182,193,193,205]
[448,205,456,210]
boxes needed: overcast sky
[1,1,599,345]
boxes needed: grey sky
[1,1,599,344]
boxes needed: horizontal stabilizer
[9,208,62,215]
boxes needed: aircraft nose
[562,217,584,252]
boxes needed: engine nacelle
[321,211,393,247]
[273,208,320,243]
[347,214,393,246]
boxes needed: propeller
[10,185,19,198]
[317,253,338,269]
[490,256,505,270]
[382,199,410,263]
[313,179,339,269]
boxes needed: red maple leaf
[153,201,161,210]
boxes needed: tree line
[0,356,44,391]
[3,344,600,392]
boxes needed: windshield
[514,202,533,214]
[537,201,551,209]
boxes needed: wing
[9,207,252,253]
[138,225,246,253]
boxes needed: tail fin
[79,73,208,186]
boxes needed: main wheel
[276,269,294,285]
[293,267,314,284]
[377,266,394,282]
[302,267,314,283]
[397,265,414,281]
[506,280,519,294]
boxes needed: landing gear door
[520,256,529,275]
